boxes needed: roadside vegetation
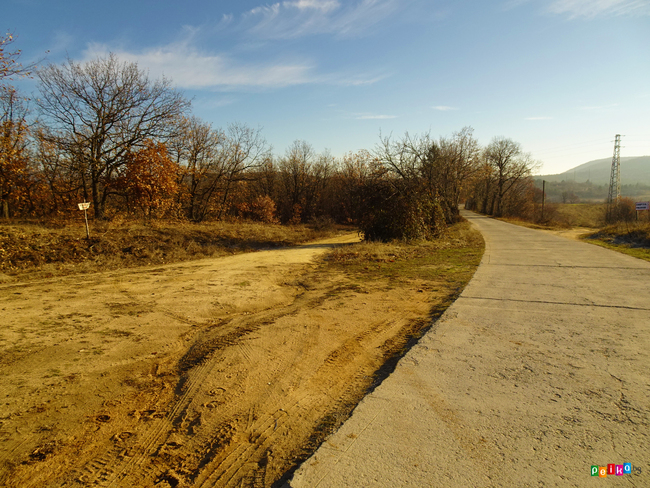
[0,32,494,248]
[2,32,646,272]
[0,219,343,281]
[583,221,650,262]
[326,219,484,312]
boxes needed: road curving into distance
[288,209,650,487]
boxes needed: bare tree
[169,116,224,221]
[168,120,268,221]
[215,123,269,220]
[278,140,316,223]
[36,53,190,218]
[0,32,42,84]
[483,137,538,217]
[416,127,481,222]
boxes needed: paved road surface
[287,210,650,487]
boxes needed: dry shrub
[235,195,279,224]
[605,197,637,223]
[357,178,447,242]
[589,221,650,248]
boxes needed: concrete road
[287,211,650,487]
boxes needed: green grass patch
[325,221,484,291]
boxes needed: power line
[532,138,612,157]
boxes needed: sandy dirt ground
[0,232,444,488]
[539,227,597,241]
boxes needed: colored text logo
[591,463,642,477]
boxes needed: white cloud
[334,73,390,86]
[433,105,459,111]
[50,30,74,54]
[356,114,398,119]
[283,0,341,12]
[542,0,650,17]
[82,39,384,91]
[83,41,316,89]
[579,103,619,110]
[74,1,399,91]
[242,0,401,39]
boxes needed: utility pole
[541,180,546,222]
[606,134,622,222]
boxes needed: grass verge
[325,219,484,325]
[0,220,344,281]
[327,221,483,287]
[498,203,606,230]
[582,221,650,262]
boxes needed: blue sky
[5,0,650,175]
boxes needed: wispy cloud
[579,103,619,110]
[355,114,398,119]
[83,41,316,90]
[284,0,341,12]
[241,0,402,39]
[83,37,385,90]
[517,0,650,18]
[50,30,75,55]
[77,1,400,91]
[432,105,459,111]
[548,0,650,18]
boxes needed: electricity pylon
[606,134,621,222]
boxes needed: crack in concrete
[460,295,650,311]
[485,263,646,270]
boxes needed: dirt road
[0,232,447,487]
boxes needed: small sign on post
[78,201,91,239]
[636,201,649,222]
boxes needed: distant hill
[537,156,650,185]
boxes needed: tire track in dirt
[189,311,419,487]
[75,275,324,487]
[1,231,462,488]
[79,319,262,487]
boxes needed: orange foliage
[0,119,30,217]
[122,140,180,218]
[1,32,32,82]
[235,194,279,223]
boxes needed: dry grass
[583,221,650,262]
[551,203,606,228]
[0,219,344,281]
[326,220,484,293]
[500,203,606,230]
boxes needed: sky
[5,0,650,175]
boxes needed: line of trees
[1,35,542,240]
